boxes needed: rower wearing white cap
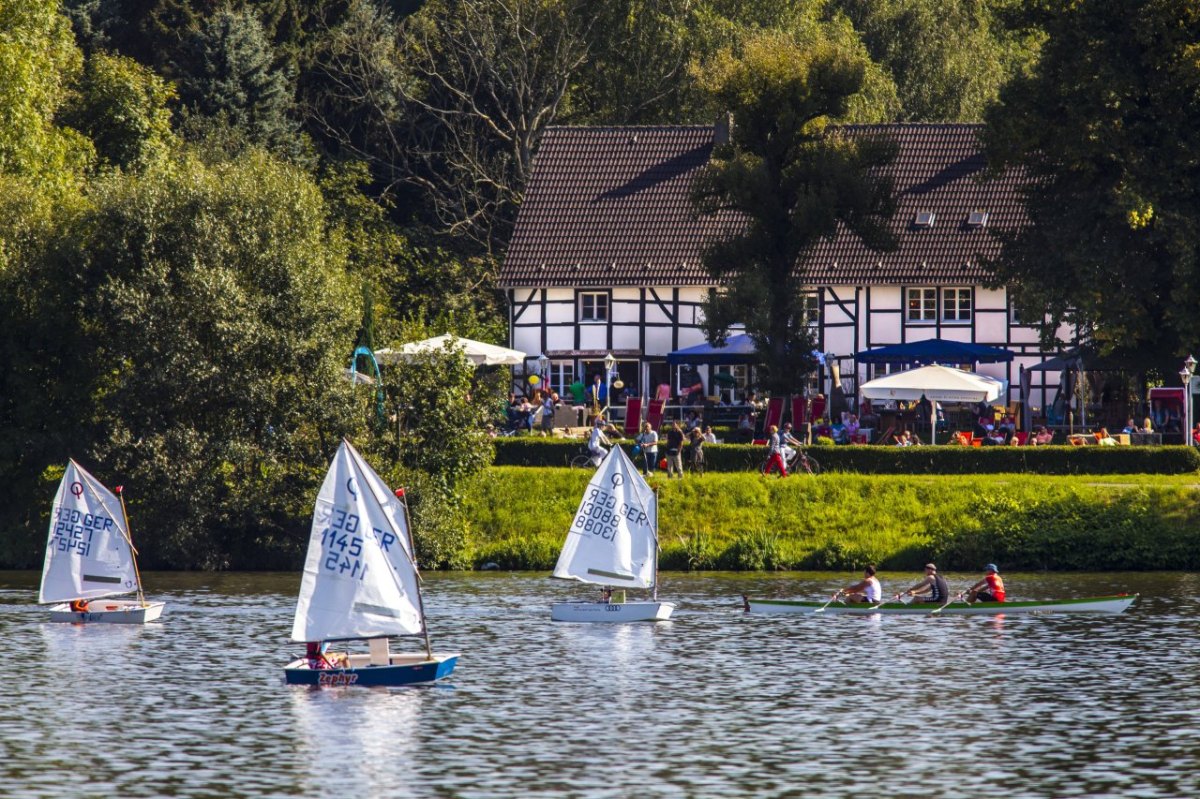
[896,563,950,604]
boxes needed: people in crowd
[702,425,717,444]
[685,410,703,432]
[664,422,686,478]
[589,374,606,412]
[587,416,611,466]
[896,563,950,604]
[895,430,918,447]
[833,565,882,604]
[763,424,788,478]
[1122,417,1138,435]
[736,413,755,441]
[1193,422,1200,446]
[541,391,557,434]
[518,395,534,432]
[964,564,1006,603]
[1142,417,1154,434]
[634,421,659,476]
[1031,426,1054,446]
[844,413,861,442]
[688,427,705,475]
[1097,427,1116,445]
[1165,403,1183,432]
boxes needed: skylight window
[914,211,936,228]
[967,210,989,227]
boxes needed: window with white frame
[714,365,749,404]
[579,292,609,322]
[942,288,972,322]
[802,293,819,328]
[548,361,575,397]
[906,288,936,322]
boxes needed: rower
[964,564,1006,603]
[896,563,949,604]
[833,565,881,604]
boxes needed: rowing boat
[743,594,1137,615]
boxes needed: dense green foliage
[983,0,1200,376]
[494,438,1200,475]
[465,468,1200,571]
[691,29,898,394]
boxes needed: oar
[868,593,911,611]
[813,591,842,613]
[930,587,972,615]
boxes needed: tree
[0,146,363,569]
[378,345,498,568]
[60,51,176,170]
[175,7,302,155]
[691,29,897,395]
[982,0,1200,376]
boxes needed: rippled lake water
[1,570,1197,799]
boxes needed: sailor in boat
[598,587,613,604]
[832,565,882,604]
[895,563,950,604]
[69,599,89,613]
[963,564,1006,603]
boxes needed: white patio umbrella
[859,364,1007,444]
[375,334,526,367]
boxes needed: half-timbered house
[499,123,1073,419]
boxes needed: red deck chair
[623,398,643,436]
[762,396,785,434]
[1014,431,1029,446]
[646,399,666,430]
[809,395,827,424]
[791,396,808,427]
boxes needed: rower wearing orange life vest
[965,563,1005,603]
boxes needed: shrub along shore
[462,467,1200,572]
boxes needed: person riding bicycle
[587,416,611,467]
[780,422,803,465]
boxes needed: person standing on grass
[764,425,787,477]
[664,422,685,478]
[635,421,659,475]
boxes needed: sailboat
[551,446,674,622]
[39,460,165,624]
[283,439,458,687]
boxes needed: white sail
[39,460,139,604]
[553,446,658,589]
[291,440,423,642]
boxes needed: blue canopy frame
[666,334,758,365]
[855,338,1014,366]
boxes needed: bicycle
[569,447,604,469]
[758,446,821,476]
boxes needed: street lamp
[536,353,549,391]
[603,352,617,417]
[1180,354,1196,445]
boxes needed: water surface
[1,570,1195,798]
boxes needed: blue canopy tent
[666,334,758,365]
[855,338,1015,366]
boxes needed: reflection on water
[1,570,1199,798]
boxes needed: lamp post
[1181,354,1196,445]
[603,352,616,417]
[536,353,549,393]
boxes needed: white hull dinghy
[284,440,458,687]
[39,460,164,624]
[551,446,674,623]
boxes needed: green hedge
[494,438,1200,474]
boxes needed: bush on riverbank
[493,438,1200,474]
[463,468,1200,571]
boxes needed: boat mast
[114,485,147,607]
[396,488,434,660]
[652,485,659,602]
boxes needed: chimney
[714,112,733,145]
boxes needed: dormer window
[967,210,989,227]
[914,211,936,228]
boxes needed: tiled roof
[499,123,1024,288]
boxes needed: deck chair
[646,399,666,430]
[1014,431,1029,446]
[762,396,785,434]
[791,396,808,427]
[954,431,973,446]
[624,398,643,436]
[810,395,827,423]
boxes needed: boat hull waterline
[283,653,459,687]
[551,601,675,622]
[47,600,166,624]
[744,594,1137,616]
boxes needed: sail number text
[316,506,399,581]
[50,506,114,557]
[572,487,648,540]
